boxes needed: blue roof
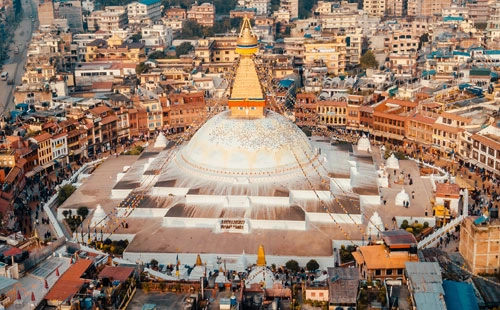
[422,70,436,77]
[279,79,294,88]
[304,33,312,38]
[453,51,470,57]
[443,16,464,22]
[443,280,479,310]
[139,0,160,5]
[484,50,500,55]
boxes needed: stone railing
[417,215,465,249]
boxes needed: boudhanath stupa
[107,17,381,268]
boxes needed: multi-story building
[141,24,173,53]
[294,93,317,127]
[38,0,55,26]
[280,0,298,19]
[237,0,270,15]
[406,113,436,147]
[408,0,451,17]
[303,39,346,75]
[51,132,68,164]
[127,0,161,25]
[389,31,419,55]
[87,6,128,32]
[317,100,347,128]
[469,125,500,177]
[84,36,144,63]
[467,0,489,23]
[165,7,186,20]
[431,112,471,158]
[128,107,149,138]
[460,216,500,274]
[88,105,119,152]
[386,0,404,17]
[31,132,53,166]
[353,230,418,283]
[187,3,215,27]
[372,98,418,141]
[58,2,84,32]
[165,91,206,134]
[363,0,386,17]
[486,2,500,50]
[386,53,418,80]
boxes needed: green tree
[360,50,379,69]
[213,0,237,15]
[77,206,89,219]
[175,42,194,57]
[306,259,319,272]
[148,50,167,59]
[179,20,204,38]
[57,184,76,205]
[130,32,142,43]
[418,33,429,50]
[286,260,300,273]
[136,62,148,75]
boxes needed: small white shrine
[386,153,400,170]
[395,189,410,207]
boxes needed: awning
[42,161,55,169]
[25,165,45,178]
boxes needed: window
[375,269,381,276]
[386,269,393,275]
[397,269,403,275]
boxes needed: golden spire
[196,254,202,266]
[236,16,258,56]
[229,16,265,118]
[256,244,266,266]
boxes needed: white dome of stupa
[154,132,167,148]
[395,189,410,206]
[386,153,399,169]
[357,135,371,152]
[179,110,317,179]
[367,211,384,235]
[91,204,107,228]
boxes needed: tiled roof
[409,113,436,125]
[90,105,111,115]
[432,122,463,134]
[100,115,118,125]
[45,259,93,302]
[33,132,52,143]
[354,245,410,269]
[98,266,135,282]
[436,183,461,196]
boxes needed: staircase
[417,215,465,249]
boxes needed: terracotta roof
[440,112,471,124]
[471,133,500,150]
[5,166,22,184]
[436,183,461,196]
[45,259,93,302]
[51,132,67,139]
[409,113,436,125]
[354,245,411,269]
[92,81,113,91]
[385,98,418,107]
[100,115,118,125]
[381,230,418,247]
[33,132,52,143]
[16,157,27,168]
[90,105,112,115]
[3,247,22,257]
[98,266,135,282]
[317,101,347,107]
[432,122,463,134]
